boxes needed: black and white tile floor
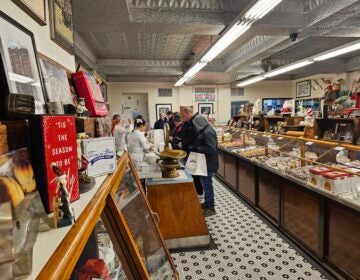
[171,179,333,280]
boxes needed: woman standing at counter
[127,118,151,166]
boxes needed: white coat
[127,130,151,166]
[114,125,130,152]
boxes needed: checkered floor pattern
[171,179,333,280]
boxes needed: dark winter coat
[171,124,183,149]
[180,113,198,153]
[192,124,219,172]
[154,118,168,130]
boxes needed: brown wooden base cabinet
[237,159,256,204]
[224,153,237,190]
[218,150,225,178]
[258,168,280,223]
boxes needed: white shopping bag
[185,152,208,176]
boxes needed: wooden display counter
[217,148,360,279]
[146,170,210,249]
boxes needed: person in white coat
[127,118,151,166]
[113,116,132,152]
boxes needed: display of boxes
[321,171,352,194]
[29,115,79,212]
[75,117,96,138]
[308,166,333,188]
[72,71,108,117]
[82,137,116,177]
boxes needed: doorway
[122,93,149,122]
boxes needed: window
[231,88,244,97]
[158,88,172,97]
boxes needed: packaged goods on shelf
[286,165,312,181]
[309,166,334,188]
[322,171,353,194]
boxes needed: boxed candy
[308,166,333,188]
[321,171,352,194]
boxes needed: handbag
[185,152,208,176]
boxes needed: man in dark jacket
[154,112,168,129]
[167,111,175,131]
[178,107,197,153]
[169,114,183,149]
[192,114,219,217]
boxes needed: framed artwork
[155,104,172,120]
[12,0,46,25]
[296,80,311,98]
[0,11,46,114]
[39,54,73,105]
[49,0,73,53]
[198,103,214,115]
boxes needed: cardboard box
[29,115,79,212]
[322,171,352,194]
[82,137,116,177]
[1,120,30,151]
[75,117,96,137]
[308,166,333,188]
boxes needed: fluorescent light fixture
[175,77,188,87]
[313,40,360,61]
[237,75,265,87]
[175,0,283,86]
[9,72,34,84]
[202,23,251,62]
[244,0,282,20]
[264,60,314,78]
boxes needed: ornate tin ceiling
[73,0,360,84]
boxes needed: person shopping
[127,118,152,166]
[154,112,168,129]
[113,116,131,152]
[169,114,183,149]
[192,114,219,217]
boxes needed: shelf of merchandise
[216,133,360,280]
[29,154,178,280]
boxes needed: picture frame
[296,80,311,98]
[198,103,214,115]
[49,0,73,54]
[38,54,73,105]
[155,104,172,120]
[12,0,46,25]
[0,11,47,115]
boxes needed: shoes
[203,207,216,217]
[197,194,204,204]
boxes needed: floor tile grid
[171,179,331,280]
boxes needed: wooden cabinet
[35,154,178,279]
[237,159,256,204]
[224,153,237,190]
[218,150,225,178]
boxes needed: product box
[321,171,352,194]
[1,120,30,151]
[308,166,333,188]
[75,117,96,137]
[29,115,79,212]
[82,137,116,177]
[72,71,108,117]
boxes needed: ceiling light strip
[175,0,283,86]
[313,39,360,61]
[263,60,314,78]
[237,76,266,87]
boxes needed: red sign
[42,116,79,212]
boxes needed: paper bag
[185,152,208,176]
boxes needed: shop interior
[1,0,360,279]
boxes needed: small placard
[306,141,314,146]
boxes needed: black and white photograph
[296,80,311,98]
[0,11,46,114]
[155,104,172,120]
[198,103,214,116]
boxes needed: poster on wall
[49,0,73,53]
[194,87,216,102]
[0,11,46,115]
[12,0,46,25]
[198,103,214,115]
[296,80,311,98]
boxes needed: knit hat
[193,114,209,131]
[174,114,182,122]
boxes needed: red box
[72,71,108,117]
[29,115,79,212]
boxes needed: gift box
[308,166,333,188]
[1,120,30,151]
[95,118,112,137]
[321,171,352,194]
[82,137,116,177]
[29,115,79,212]
[72,71,108,117]
[76,117,96,138]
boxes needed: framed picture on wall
[12,0,46,25]
[0,11,46,115]
[198,103,214,115]
[49,0,73,53]
[296,80,311,98]
[155,104,172,120]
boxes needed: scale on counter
[156,123,187,178]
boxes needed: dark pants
[200,172,215,209]
[193,175,203,195]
